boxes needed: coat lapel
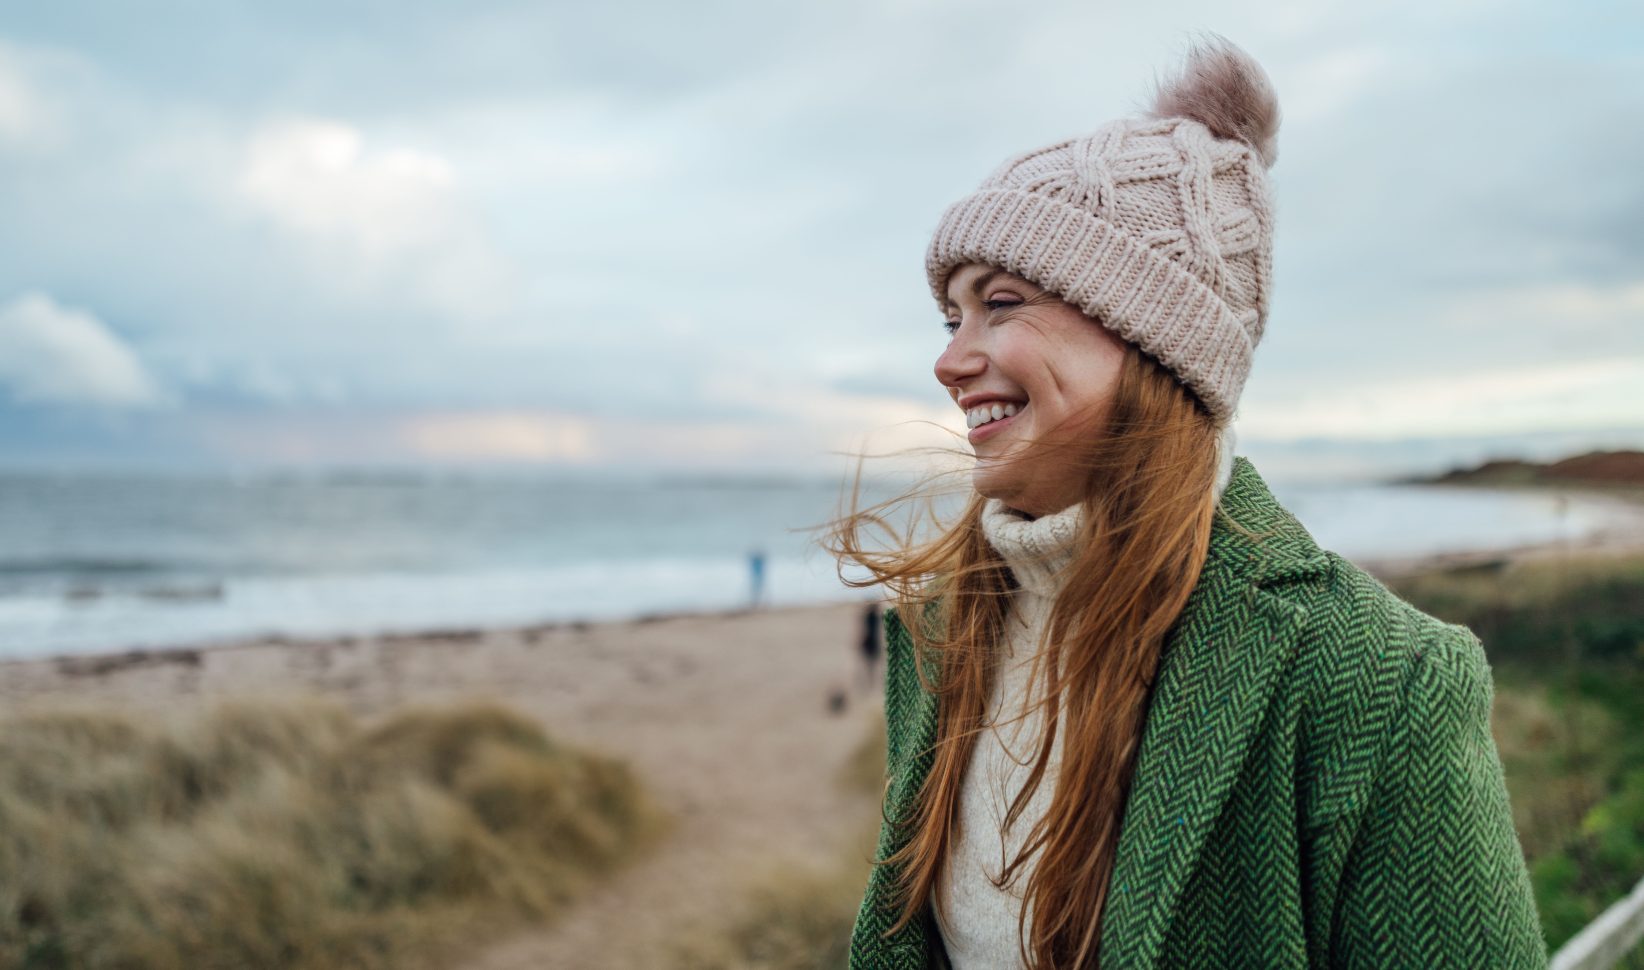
[1098,456,1330,967]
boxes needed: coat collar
[879,455,1331,968]
[1097,454,1331,967]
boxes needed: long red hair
[826,339,1225,968]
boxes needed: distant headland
[1399,449,1644,488]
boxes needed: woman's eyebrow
[943,269,1010,312]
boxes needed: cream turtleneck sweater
[932,426,1239,967]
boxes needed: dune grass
[1390,552,1644,957]
[835,712,889,800]
[1387,552,1644,666]
[0,694,665,970]
[668,857,874,970]
[1489,681,1619,861]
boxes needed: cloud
[1239,356,1644,440]
[0,3,1640,470]
[0,292,168,408]
[0,53,38,142]
[235,116,515,320]
[239,118,455,253]
[0,40,81,152]
[169,397,961,472]
[1435,280,1644,344]
[398,410,595,463]
[1281,46,1394,123]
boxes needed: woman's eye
[943,298,1020,334]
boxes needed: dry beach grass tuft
[0,696,663,970]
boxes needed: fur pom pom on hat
[926,33,1282,427]
[1146,35,1281,169]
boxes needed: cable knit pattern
[934,425,1238,968]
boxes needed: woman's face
[935,263,1128,516]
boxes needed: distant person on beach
[858,602,881,690]
[827,36,1544,968]
[747,548,766,608]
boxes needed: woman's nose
[934,323,986,389]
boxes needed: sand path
[451,604,884,969]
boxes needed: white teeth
[964,402,1023,429]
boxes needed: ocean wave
[0,556,174,576]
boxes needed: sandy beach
[0,601,888,969]
[4,484,1643,968]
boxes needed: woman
[833,36,1547,969]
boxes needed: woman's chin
[971,460,1079,517]
[970,461,1022,505]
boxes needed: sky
[0,0,1640,476]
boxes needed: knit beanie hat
[926,35,1281,428]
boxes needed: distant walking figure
[828,34,1546,969]
[747,548,766,609]
[858,603,882,690]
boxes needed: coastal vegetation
[0,696,664,970]
[1389,551,1644,961]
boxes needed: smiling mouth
[965,403,1027,444]
[965,401,1023,430]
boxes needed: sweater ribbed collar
[980,424,1240,598]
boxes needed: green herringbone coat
[848,456,1547,968]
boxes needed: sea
[0,468,1631,660]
